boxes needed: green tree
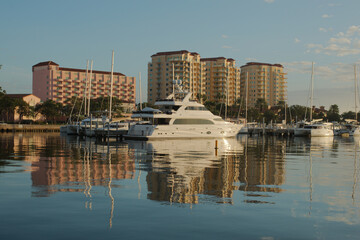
[35,100,63,123]
[15,99,31,122]
[264,110,277,124]
[327,104,340,122]
[255,98,268,112]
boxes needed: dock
[0,124,60,133]
[247,126,295,137]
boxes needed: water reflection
[1,133,359,210]
[127,136,287,204]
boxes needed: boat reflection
[127,135,286,204]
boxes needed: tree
[255,98,268,112]
[264,110,277,124]
[35,100,63,123]
[15,99,31,122]
[327,104,340,122]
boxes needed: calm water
[0,133,359,240]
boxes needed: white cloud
[319,28,327,32]
[245,58,257,62]
[221,34,229,39]
[222,45,232,49]
[322,14,333,18]
[307,26,360,56]
[346,25,360,36]
[264,0,274,3]
[319,27,333,33]
[294,38,301,43]
[329,37,351,45]
[353,39,360,48]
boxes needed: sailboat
[294,62,334,137]
[349,64,360,136]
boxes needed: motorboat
[124,92,244,140]
[294,120,334,137]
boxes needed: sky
[1,0,360,113]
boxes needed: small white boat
[294,121,333,137]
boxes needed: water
[0,133,359,240]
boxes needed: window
[173,119,214,124]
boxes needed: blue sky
[1,0,360,112]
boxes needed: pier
[0,124,60,133]
[247,126,295,137]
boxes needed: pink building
[32,61,136,109]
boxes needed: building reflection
[31,136,135,197]
[128,136,286,204]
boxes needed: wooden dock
[248,127,294,137]
[0,124,60,133]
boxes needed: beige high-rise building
[200,57,240,105]
[147,50,201,104]
[147,51,241,105]
[240,62,287,108]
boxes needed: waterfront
[0,133,359,239]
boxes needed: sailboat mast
[172,63,175,97]
[310,62,314,121]
[225,68,228,120]
[87,60,93,117]
[355,64,358,122]
[109,51,114,120]
[139,72,142,111]
[245,72,248,124]
[84,60,89,116]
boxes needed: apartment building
[201,57,240,106]
[148,50,201,104]
[147,51,241,105]
[240,62,287,108]
[32,61,136,107]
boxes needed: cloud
[245,58,257,62]
[221,34,229,39]
[328,3,341,7]
[294,38,301,43]
[264,0,274,3]
[319,27,333,33]
[346,25,360,36]
[329,37,351,45]
[322,14,333,18]
[222,45,232,49]
[307,25,360,56]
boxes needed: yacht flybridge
[124,92,244,140]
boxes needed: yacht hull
[124,124,243,140]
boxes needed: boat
[124,91,245,140]
[294,120,334,137]
[79,117,110,137]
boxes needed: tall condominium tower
[200,57,240,106]
[148,50,201,104]
[147,51,241,105]
[240,62,287,107]
[32,61,136,108]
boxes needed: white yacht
[294,120,334,137]
[124,92,244,140]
